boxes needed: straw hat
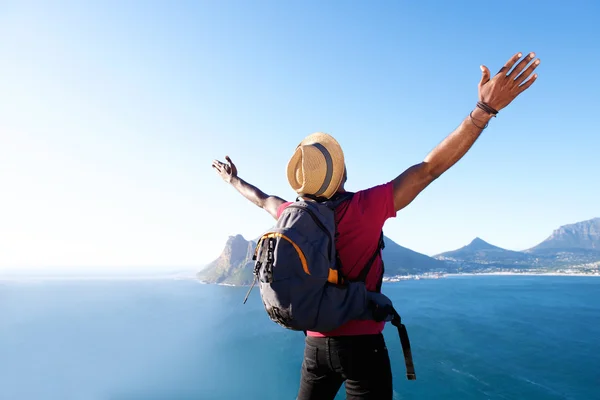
[286,132,345,199]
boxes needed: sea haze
[0,276,598,399]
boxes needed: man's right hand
[478,52,540,112]
[366,292,395,322]
[390,51,541,213]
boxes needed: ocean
[0,276,598,400]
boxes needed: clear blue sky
[1,0,598,270]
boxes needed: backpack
[243,192,416,380]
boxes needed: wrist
[471,106,494,122]
[229,176,241,186]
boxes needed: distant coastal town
[383,264,600,282]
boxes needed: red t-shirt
[276,181,397,337]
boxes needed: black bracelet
[469,111,489,129]
[476,101,498,117]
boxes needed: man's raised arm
[391,52,540,212]
[212,156,286,219]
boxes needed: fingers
[515,58,541,85]
[213,158,234,176]
[518,73,538,93]
[508,52,536,80]
[489,51,540,96]
[497,52,523,76]
[225,155,233,165]
[479,65,490,87]
[212,160,223,172]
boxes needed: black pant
[296,333,393,400]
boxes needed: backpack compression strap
[371,303,416,380]
[341,224,414,378]
[391,309,416,380]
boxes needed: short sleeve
[276,201,294,219]
[352,181,396,225]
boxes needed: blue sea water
[0,276,599,400]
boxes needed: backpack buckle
[267,238,276,263]
[253,261,262,276]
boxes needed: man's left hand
[212,155,238,184]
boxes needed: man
[212,52,540,399]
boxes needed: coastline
[383,271,600,282]
[445,272,600,277]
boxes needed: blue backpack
[244,193,416,380]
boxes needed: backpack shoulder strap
[323,192,354,209]
[355,231,385,285]
[328,192,355,284]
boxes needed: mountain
[438,237,514,258]
[380,236,448,275]
[524,218,600,268]
[199,218,600,284]
[434,218,600,273]
[197,234,448,286]
[528,218,600,251]
[434,237,535,271]
[197,234,257,286]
